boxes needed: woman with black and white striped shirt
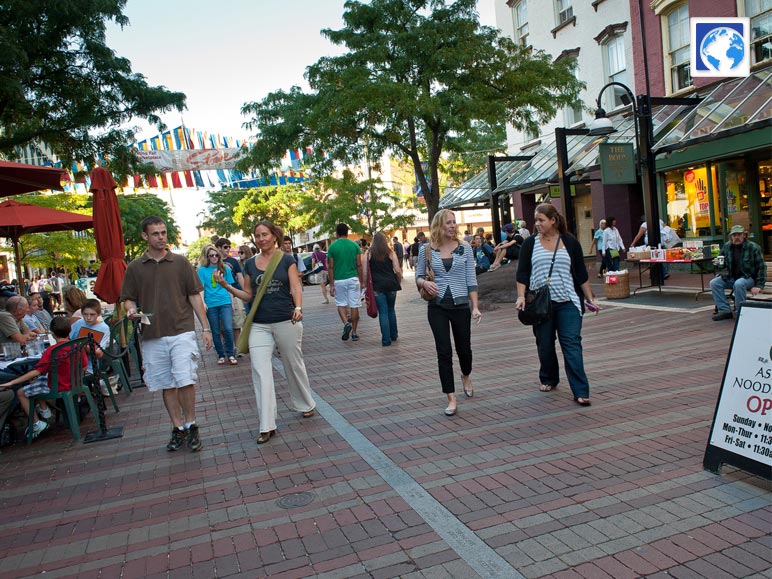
[416,209,482,416]
[515,204,599,406]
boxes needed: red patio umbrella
[89,167,126,304]
[0,160,67,197]
[0,199,93,287]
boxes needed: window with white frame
[511,1,529,46]
[745,0,772,64]
[603,35,628,110]
[665,4,691,93]
[556,0,573,25]
[563,64,583,126]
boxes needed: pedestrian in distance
[515,203,598,406]
[589,219,607,278]
[215,220,316,445]
[488,223,524,272]
[197,244,237,366]
[282,236,306,279]
[327,223,365,342]
[215,238,246,348]
[602,216,625,272]
[311,244,330,304]
[392,236,404,271]
[121,216,213,452]
[365,232,402,346]
[415,209,482,416]
[710,225,766,321]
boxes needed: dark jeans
[532,300,590,399]
[427,305,472,394]
[374,291,398,346]
[206,303,235,358]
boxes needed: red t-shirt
[34,343,87,392]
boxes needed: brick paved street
[0,267,770,578]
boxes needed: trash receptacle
[605,272,630,299]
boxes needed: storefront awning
[439,94,706,209]
[654,68,772,154]
[439,157,531,210]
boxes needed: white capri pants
[249,320,315,433]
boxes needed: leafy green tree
[116,194,180,260]
[199,189,247,238]
[6,194,95,277]
[301,169,415,238]
[240,0,583,220]
[0,1,186,176]
[185,236,212,264]
[439,121,508,187]
[202,184,313,241]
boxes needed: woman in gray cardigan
[416,209,482,416]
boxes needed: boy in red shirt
[0,317,84,440]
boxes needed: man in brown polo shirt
[121,216,213,452]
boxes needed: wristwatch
[294,306,302,312]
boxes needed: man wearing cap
[488,223,523,272]
[710,225,766,321]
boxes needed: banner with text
[135,149,243,172]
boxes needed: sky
[105,0,496,243]
[106,0,497,143]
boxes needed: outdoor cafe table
[0,355,42,377]
[629,257,715,297]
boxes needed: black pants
[427,304,472,394]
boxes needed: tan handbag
[419,244,435,302]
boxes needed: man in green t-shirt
[327,223,364,341]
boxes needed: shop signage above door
[599,143,637,185]
[703,301,772,479]
[549,185,575,198]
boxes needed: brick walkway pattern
[0,269,769,578]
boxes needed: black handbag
[518,238,560,326]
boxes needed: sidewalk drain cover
[277,492,315,509]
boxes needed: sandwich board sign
[703,301,772,479]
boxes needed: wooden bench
[728,261,772,305]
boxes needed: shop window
[603,35,628,110]
[664,4,692,93]
[666,165,721,238]
[759,159,772,253]
[744,0,772,64]
[720,160,750,232]
[511,0,529,46]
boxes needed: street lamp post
[590,83,699,286]
[487,155,534,244]
[555,127,590,236]
[590,81,664,285]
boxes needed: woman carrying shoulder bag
[515,203,598,406]
[215,220,315,444]
[601,216,625,271]
[416,209,482,416]
[365,232,402,346]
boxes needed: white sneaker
[37,406,52,420]
[25,420,49,440]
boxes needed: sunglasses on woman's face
[208,253,219,258]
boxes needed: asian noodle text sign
[704,302,772,479]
